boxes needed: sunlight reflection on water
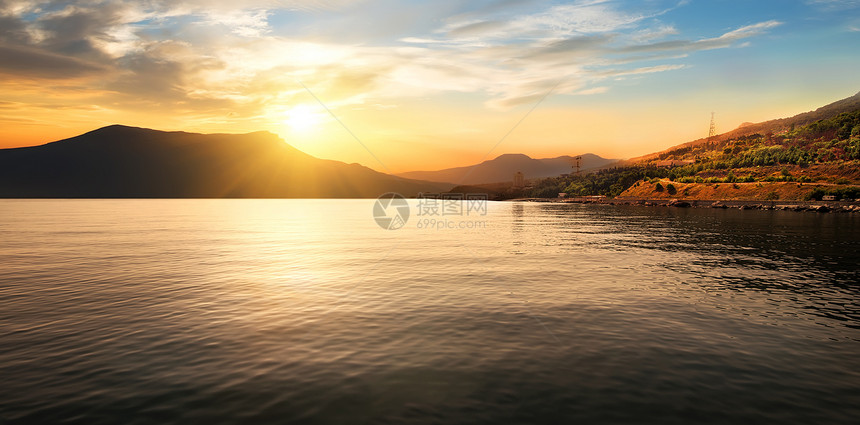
[0,199,858,424]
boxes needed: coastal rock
[711,202,727,209]
[668,199,691,208]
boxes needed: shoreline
[509,196,860,213]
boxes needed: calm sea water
[1,199,858,424]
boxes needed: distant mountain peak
[87,124,155,134]
[398,152,619,184]
[53,125,284,148]
[494,153,532,160]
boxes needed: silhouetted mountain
[397,153,617,185]
[0,125,453,198]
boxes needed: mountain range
[3,91,856,199]
[0,125,454,198]
[397,153,617,185]
[0,126,616,198]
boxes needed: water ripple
[1,200,858,424]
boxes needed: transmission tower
[708,112,716,148]
[572,155,582,175]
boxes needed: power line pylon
[572,155,582,175]
[708,112,716,148]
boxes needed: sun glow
[284,104,326,134]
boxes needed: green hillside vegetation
[523,110,860,201]
[659,109,860,167]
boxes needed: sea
[1,199,858,424]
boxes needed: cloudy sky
[1,0,858,171]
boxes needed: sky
[1,0,859,172]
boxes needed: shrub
[806,186,860,201]
[666,183,677,195]
[654,183,664,192]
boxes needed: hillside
[518,91,860,201]
[398,153,617,185]
[629,91,860,163]
[0,125,453,198]
[619,181,857,202]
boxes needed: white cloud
[606,64,687,78]
[512,1,648,35]
[632,24,679,42]
[199,9,271,37]
[577,86,609,95]
[712,20,782,41]
[439,0,651,41]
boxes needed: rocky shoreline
[511,197,860,213]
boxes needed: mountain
[397,153,618,185]
[0,125,454,198]
[628,91,860,163]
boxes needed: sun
[284,104,325,133]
